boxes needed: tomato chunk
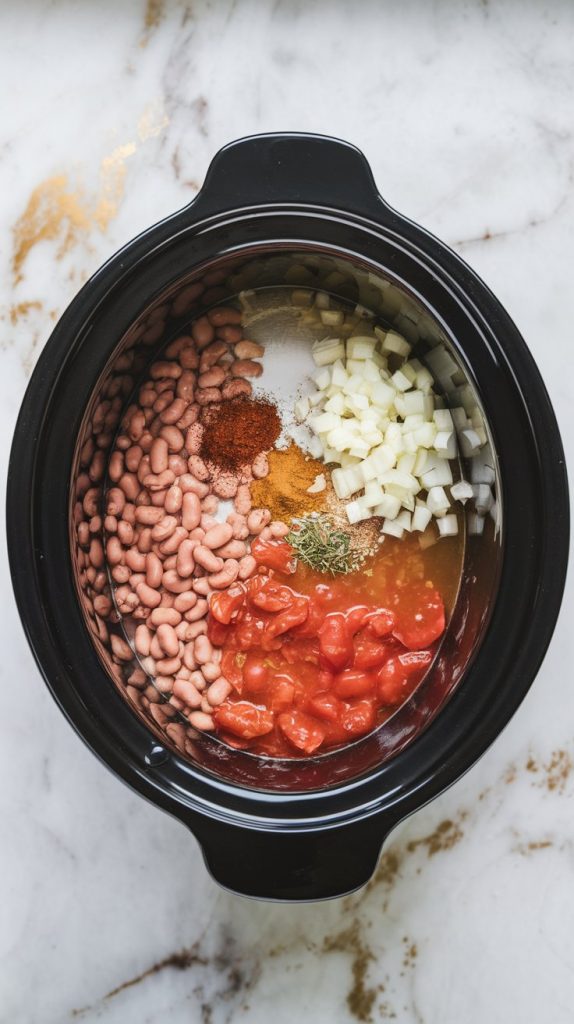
[251,581,295,613]
[251,537,296,574]
[377,649,433,705]
[221,649,244,691]
[353,632,391,670]
[308,692,343,722]
[365,609,395,637]
[209,585,245,624]
[333,668,375,699]
[264,598,309,639]
[213,701,274,739]
[242,655,270,693]
[318,612,353,671]
[341,700,376,737]
[277,711,326,754]
[393,589,445,649]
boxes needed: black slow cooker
[7,133,569,901]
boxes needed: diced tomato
[333,668,375,699]
[365,608,395,638]
[308,692,343,722]
[353,632,391,670]
[318,612,353,671]
[393,589,445,650]
[213,701,274,739]
[209,585,246,624]
[277,711,326,754]
[207,617,230,646]
[377,649,433,704]
[267,677,296,712]
[263,598,309,639]
[250,537,296,574]
[341,700,376,737]
[291,596,326,638]
[251,581,296,613]
[242,655,270,693]
[234,614,264,650]
[221,649,244,691]
[345,605,370,635]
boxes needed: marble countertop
[1,1,573,1021]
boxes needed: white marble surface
[1,1,573,1021]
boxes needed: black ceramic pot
[7,133,569,901]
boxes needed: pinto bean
[106,487,125,517]
[196,387,221,406]
[134,624,152,656]
[110,634,133,662]
[143,469,175,492]
[150,361,182,380]
[206,678,232,706]
[173,591,197,613]
[151,515,178,542]
[126,547,147,572]
[193,546,224,573]
[104,536,122,567]
[198,366,226,389]
[191,316,214,348]
[188,710,214,731]
[185,423,203,454]
[159,425,184,453]
[111,564,131,584]
[270,521,290,538]
[137,527,153,554]
[238,554,257,580]
[168,455,187,478]
[199,340,228,371]
[162,569,193,594]
[179,474,209,499]
[182,644,197,672]
[187,455,210,481]
[150,607,182,628]
[247,508,271,534]
[208,306,242,326]
[252,452,269,479]
[201,661,221,683]
[164,484,183,515]
[182,491,201,531]
[157,623,180,658]
[145,552,163,589]
[93,594,112,618]
[216,325,243,344]
[117,521,134,546]
[173,677,203,708]
[180,348,200,372]
[128,409,146,441]
[231,359,262,378]
[156,656,181,676]
[221,378,252,401]
[176,539,195,578]
[227,511,249,539]
[176,403,199,429]
[136,582,162,608]
[120,473,141,502]
[208,559,240,589]
[194,635,213,665]
[234,485,251,516]
[176,369,196,401]
[150,437,169,474]
[184,598,208,622]
[211,474,238,499]
[160,397,187,426]
[160,526,188,555]
[203,522,233,550]
[192,577,211,597]
[234,339,264,359]
[88,537,105,569]
[216,539,246,559]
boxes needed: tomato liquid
[208,531,464,758]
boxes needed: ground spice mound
[200,396,281,471]
[250,442,326,520]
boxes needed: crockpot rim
[7,136,569,837]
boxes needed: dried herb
[287,513,360,576]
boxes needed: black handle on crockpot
[191,132,390,219]
[193,816,389,901]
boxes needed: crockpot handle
[193,816,389,901]
[191,132,389,219]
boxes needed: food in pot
[78,284,495,758]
